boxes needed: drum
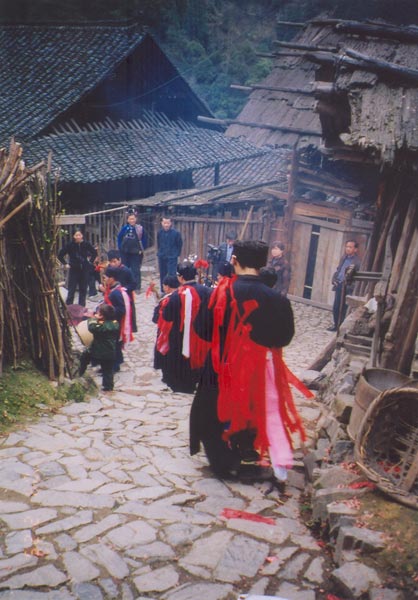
[75,319,93,347]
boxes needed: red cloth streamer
[220,508,276,525]
[145,281,157,299]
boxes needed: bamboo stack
[0,140,72,381]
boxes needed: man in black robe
[190,240,300,481]
[161,262,212,394]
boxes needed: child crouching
[79,304,119,391]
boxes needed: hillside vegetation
[2,1,418,117]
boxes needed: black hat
[177,262,197,281]
[107,249,121,260]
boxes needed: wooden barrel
[347,368,412,441]
[75,320,93,347]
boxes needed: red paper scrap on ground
[348,481,376,490]
[220,508,275,525]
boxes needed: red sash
[179,285,210,370]
[156,295,173,355]
[213,279,311,455]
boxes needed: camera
[207,244,221,263]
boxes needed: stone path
[0,280,336,600]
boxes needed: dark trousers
[333,283,348,328]
[80,351,115,390]
[88,267,100,296]
[114,340,124,371]
[100,359,115,391]
[158,256,178,291]
[66,267,89,306]
[121,252,143,291]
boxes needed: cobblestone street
[0,276,336,600]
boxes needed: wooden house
[220,18,418,374]
[0,22,267,248]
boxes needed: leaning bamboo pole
[0,140,72,380]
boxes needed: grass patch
[0,359,95,435]
[358,493,418,590]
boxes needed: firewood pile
[0,140,72,381]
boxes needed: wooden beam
[231,83,315,95]
[273,40,338,53]
[308,48,418,85]
[197,115,322,137]
[263,187,289,201]
[276,20,305,27]
[335,20,418,44]
[56,214,86,225]
[256,51,307,59]
[343,47,418,84]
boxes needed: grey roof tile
[25,116,267,183]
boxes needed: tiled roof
[24,114,268,183]
[227,19,418,162]
[0,23,147,141]
[193,149,290,188]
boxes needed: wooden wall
[266,201,373,307]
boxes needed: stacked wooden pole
[0,140,72,381]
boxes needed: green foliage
[2,0,418,117]
[0,360,93,435]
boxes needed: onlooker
[79,304,119,392]
[157,216,183,292]
[106,250,137,332]
[117,210,147,291]
[58,230,97,306]
[268,241,291,297]
[103,266,133,371]
[329,239,361,331]
[213,231,236,277]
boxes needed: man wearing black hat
[190,240,307,485]
[158,261,212,393]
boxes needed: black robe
[190,275,294,476]
[161,282,212,394]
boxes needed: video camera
[207,244,221,263]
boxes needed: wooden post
[239,206,254,240]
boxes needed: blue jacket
[157,227,183,259]
[117,224,147,251]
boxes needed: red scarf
[212,278,311,455]
[155,294,173,355]
[179,285,210,370]
[104,284,133,345]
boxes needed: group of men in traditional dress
[153,239,312,486]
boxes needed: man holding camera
[212,231,236,279]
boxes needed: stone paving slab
[0,287,338,599]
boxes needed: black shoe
[327,326,337,332]
[238,464,274,482]
[240,449,261,464]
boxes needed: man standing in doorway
[157,216,183,292]
[328,239,361,331]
